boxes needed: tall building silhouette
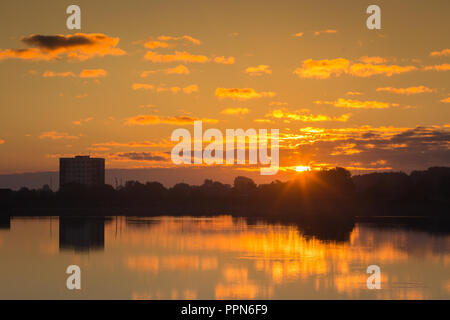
[59,156,105,188]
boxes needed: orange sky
[0,0,449,183]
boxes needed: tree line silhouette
[1,167,449,224]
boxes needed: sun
[295,166,311,172]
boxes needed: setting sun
[295,166,311,172]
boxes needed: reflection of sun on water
[103,216,449,300]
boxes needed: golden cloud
[182,84,198,94]
[314,29,337,36]
[158,35,201,45]
[430,49,450,57]
[220,107,250,115]
[423,64,450,71]
[215,88,276,100]
[144,51,209,63]
[125,115,218,126]
[267,108,350,122]
[39,131,79,140]
[349,63,416,77]
[42,71,76,78]
[214,56,235,64]
[42,69,107,78]
[166,64,190,74]
[293,58,350,79]
[72,117,93,126]
[315,98,398,109]
[79,69,107,78]
[359,56,388,64]
[144,41,170,49]
[331,143,362,155]
[0,139,4,145]
[376,86,435,95]
[245,65,272,76]
[92,140,172,148]
[441,97,450,103]
[294,58,416,79]
[132,83,155,91]
[293,32,304,37]
[346,91,362,96]
[140,65,190,77]
[0,33,125,61]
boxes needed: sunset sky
[0,0,449,184]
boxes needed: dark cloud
[21,34,93,50]
[290,126,450,172]
[116,152,168,162]
[0,33,125,61]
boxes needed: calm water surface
[0,215,449,299]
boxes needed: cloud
[182,84,198,94]
[157,35,201,45]
[43,71,76,78]
[92,140,172,148]
[42,69,108,78]
[166,64,190,74]
[430,49,450,57]
[330,143,362,155]
[140,65,190,77]
[144,51,209,63]
[72,117,93,125]
[39,131,79,140]
[359,56,388,64]
[215,88,276,100]
[79,69,107,78]
[293,32,304,37]
[245,65,272,76]
[132,83,155,91]
[0,139,4,145]
[266,108,350,122]
[346,91,362,96]
[139,70,158,77]
[314,29,337,36]
[349,63,417,77]
[135,84,197,94]
[113,152,170,162]
[315,98,398,109]
[423,64,450,71]
[441,97,450,103]
[0,33,125,61]
[293,58,350,79]
[282,125,450,172]
[157,86,181,93]
[376,86,435,95]
[294,58,416,79]
[125,115,218,126]
[214,56,235,64]
[220,107,250,115]
[144,41,170,49]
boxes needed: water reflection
[0,215,448,299]
[59,217,105,252]
[0,214,10,230]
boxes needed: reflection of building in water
[59,217,105,252]
[0,214,10,230]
